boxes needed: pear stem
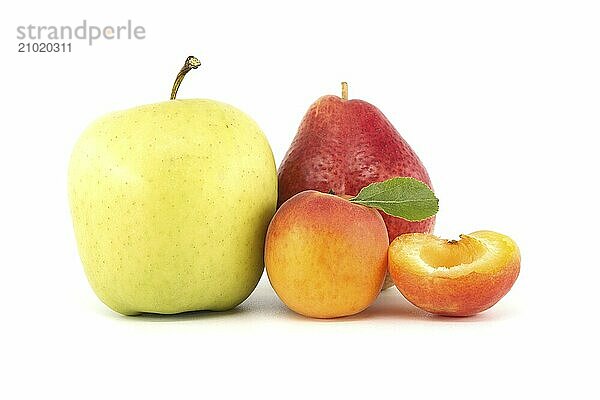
[341,82,348,100]
[170,56,201,100]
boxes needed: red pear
[278,83,435,273]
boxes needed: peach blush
[265,191,389,318]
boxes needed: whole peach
[265,191,389,318]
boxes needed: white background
[1,0,599,398]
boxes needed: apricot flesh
[388,231,520,316]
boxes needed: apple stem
[341,82,348,100]
[170,56,201,100]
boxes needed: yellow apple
[68,57,277,315]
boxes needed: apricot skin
[265,191,389,318]
[388,231,520,317]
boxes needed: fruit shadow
[110,306,246,322]
[292,289,513,323]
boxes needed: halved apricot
[388,230,520,316]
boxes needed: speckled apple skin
[278,95,435,243]
[68,99,277,315]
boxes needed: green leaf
[349,177,439,221]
